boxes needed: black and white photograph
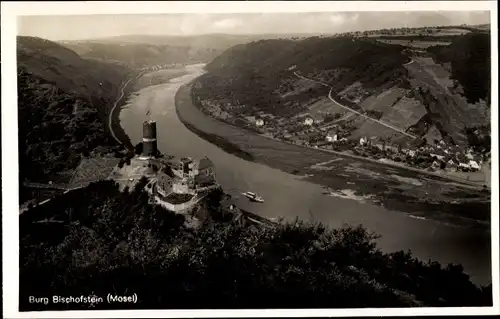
[2,1,499,317]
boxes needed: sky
[18,11,490,41]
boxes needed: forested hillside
[200,36,408,116]
[427,32,491,104]
[17,36,130,188]
[20,179,492,310]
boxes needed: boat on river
[241,191,264,203]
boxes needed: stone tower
[142,120,158,157]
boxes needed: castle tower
[142,120,158,157]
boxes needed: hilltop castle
[140,120,219,213]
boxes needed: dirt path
[109,77,134,144]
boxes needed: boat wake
[322,189,374,203]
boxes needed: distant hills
[58,33,322,68]
[60,40,219,68]
[17,36,130,195]
[64,33,320,48]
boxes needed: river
[120,64,491,285]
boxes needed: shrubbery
[20,181,492,311]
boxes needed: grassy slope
[17,36,131,190]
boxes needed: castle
[140,120,219,213]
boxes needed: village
[196,98,490,185]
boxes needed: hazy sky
[18,11,490,41]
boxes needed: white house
[255,119,265,127]
[359,137,367,146]
[326,131,338,142]
[404,149,416,157]
[469,160,480,171]
[458,162,471,171]
[304,117,314,126]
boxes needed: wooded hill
[427,32,491,104]
[61,41,220,68]
[195,32,490,148]
[199,36,409,117]
[17,36,130,192]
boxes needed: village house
[458,162,471,171]
[326,130,338,142]
[359,137,368,146]
[468,160,481,171]
[403,149,417,157]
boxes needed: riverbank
[175,81,490,227]
[180,121,254,162]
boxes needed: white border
[1,1,497,14]
[2,1,499,318]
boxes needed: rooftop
[180,157,193,164]
[198,157,214,171]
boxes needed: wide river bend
[120,64,491,285]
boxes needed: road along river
[120,64,491,285]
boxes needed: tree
[19,181,493,310]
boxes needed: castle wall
[154,194,206,213]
